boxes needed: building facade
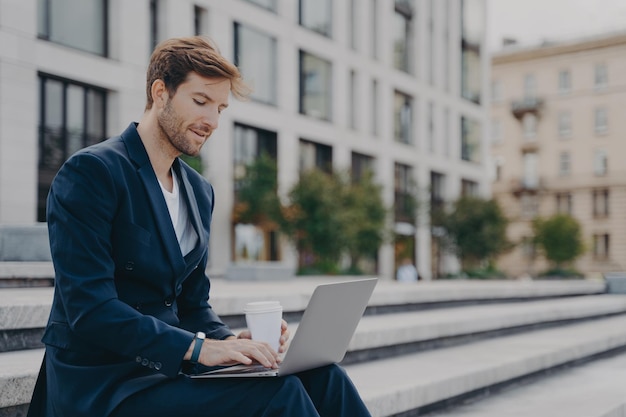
[491,32,626,278]
[0,0,490,280]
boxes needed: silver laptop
[191,277,378,378]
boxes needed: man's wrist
[190,332,205,363]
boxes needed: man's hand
[197,337,280,368]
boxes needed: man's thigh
[110,374,320,417]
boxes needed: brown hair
[145,36,249,109]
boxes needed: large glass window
[38,74,107,221]
[38,0,108,56]
[234,23,277,105]
[299,139,333,174]
[593,234,610,260]
[558,111,572,138]
[594,63,608,89]
[556,192,572,215]
[194,5,209,35]
[594,149,608,176]
[394,162,415,223]
[461,0,484,104]
[594,107,608,134]
[461,117,481,163]
[593,189,609,218]
[394,91,413,144]
[232,123,279,262]
[523,74,537,99]
[393,0,413,73]
[351,152,374,182]
[299,51,332,121]
[299,0,332,37]
[558,151,570,177]
[558,70,571,94]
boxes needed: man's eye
[193,99,206,105]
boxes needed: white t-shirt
[158,169,198,256]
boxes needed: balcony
[511,97,544,119]
[510,177,544,196]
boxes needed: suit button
[135,356,142,363]
[149,361,155,369]
[141,358,149,366]
[125,261,134,271]
[154,362,162,371]
[164,298,173,307]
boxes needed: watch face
[197,332,206,339]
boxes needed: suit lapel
[121,124,186,277]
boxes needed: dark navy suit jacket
[30,123,234,416]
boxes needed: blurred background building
[491,31,626,278]
[0,0,491,280]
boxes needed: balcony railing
[511,97,543,119]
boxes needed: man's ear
[151,79,168,108]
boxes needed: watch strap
[190,332,205,363]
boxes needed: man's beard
[157,100,208,157]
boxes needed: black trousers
[109,364,372,417]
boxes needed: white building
[0,0,491,280]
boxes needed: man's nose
[203,106,220,130]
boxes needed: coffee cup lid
[244,300,282,313]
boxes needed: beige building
[491,31,626,278]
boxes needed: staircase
[1,263,626,417]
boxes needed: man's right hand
[191,337,281,369]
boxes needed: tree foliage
[532,214,584,268]
[440,196,510,269]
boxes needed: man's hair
[145,36,249,110]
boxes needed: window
[371,0,379,59]
[233,124,279,262]
[594,63,608,89]
[523,152,538,187]
[38,74,107,222]
[38,0,108,56]
[461,117,481,163]
[393,0,413,73]
[558,152,570,177]
[299,51,332,121]
[556,193,572,215]
[299,0,332,37]
[149,0,164,50]
[244,0,277,12]
[593,234,610,260]
[594,107,608,134]
[234,23,277,105]
[194,5,209,35]
[558,70,571,94]
[394,91,413,144]
[348,70,357,129]
[444,108,450,157]
[430,172,446,209]
[394,162,415,222]
[558,111,571,138]
[522,113,537,139]
[594,149,608,176]
[461,179,478,197]
[427,0,435,85]
[371,79,379,136]
[461,0,484,104]
[592,189,609,218]
[351,152,374,182]
[299,139,333,174]
[349,0,357,50]
[520,194,538,219]
[523,74,536,99]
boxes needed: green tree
[532,213,584,270]
[340,171,387,272]
[233,153,283,229]
[281,170,346,273]
[441,196,510,270]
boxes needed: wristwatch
[190,331,205,364]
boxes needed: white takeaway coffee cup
[244,301,283,352]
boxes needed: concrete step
[346,314,626,417]
[427,350,626,417]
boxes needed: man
[28,36,371,417]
